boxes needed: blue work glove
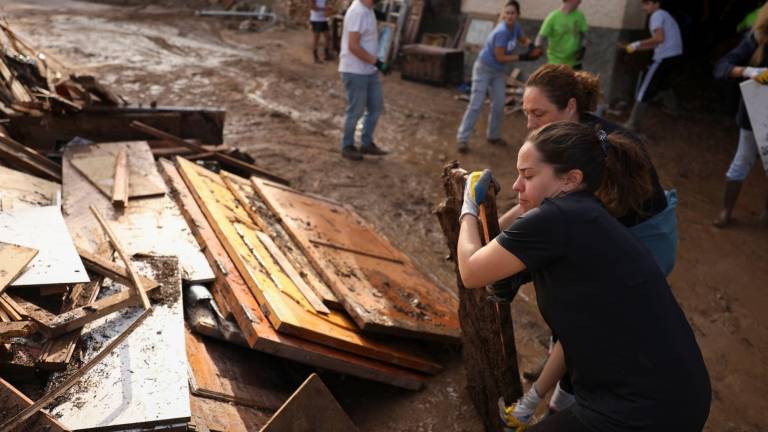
[460,169,494,222]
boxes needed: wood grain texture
[111,147,129,207]
[259,373,359,432]
[176,158,440,374]
[0,207,88,287]
[220,171,340,309]
[185,328,289,410]
[0,242,37,294]
[159,159,428,389]
[62,143,214,283]
[0,165,59,210]
[252,178,460,343]
[0,378,69,432]
[190,394,270,432]
[67,141,166,199]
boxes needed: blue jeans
[341,72,383,150]
[457,60,507,143]
[725,129,761,181]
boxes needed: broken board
[0,378,69,432]
[0,206,89,287]
[62,143,214,283]
[48,256,191,430]
[185,328,289,411]
[159,159,429,389]
[0,242,38,294]
[252,178,461,343]
[190,394,271,432]
[259,373,359,432]
[0,165,60,210]
[740,80,768,174]
[175,158,439,374]
[66,141,166,199]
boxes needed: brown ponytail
[527,121,653,218]
[750,3,768,66]
[526,64,600,114]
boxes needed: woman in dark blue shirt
[457,121,710,431]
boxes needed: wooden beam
[131,121,289,185]
[111,147,129,207]
[0,296,22,321]
[0,321,36,340]
[77,247,159,290]
[89,206,151,310]
[0,308,152,432]
[0,378,69,432]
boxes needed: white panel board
[49,256,191,430]
[0,205,89,286]
[740,80,768,175]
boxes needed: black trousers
[528,407,592,432]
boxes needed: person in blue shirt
[456,0,540,153]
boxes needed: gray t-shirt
[339,0,378,75]
[649,9,683,61]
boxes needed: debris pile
[0,22,459,431]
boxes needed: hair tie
[597,129,609,157]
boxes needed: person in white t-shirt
[309,0,333,63]
[338,0,389,160]
[622,0,684,130]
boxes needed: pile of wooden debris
[0,22,459,432]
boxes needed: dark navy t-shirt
[497,191,710,432]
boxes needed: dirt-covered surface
[1,1,766,430]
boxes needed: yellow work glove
[460,169,494,222]
[756,69,768,85]
[743,67,768,84]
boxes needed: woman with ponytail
[457,122,711,431]
[712,3,768,228]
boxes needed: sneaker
[487,137,507,146]
[457,141,469,153]
[360,142,389,155]
[341,146,363,161]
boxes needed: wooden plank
[158,159,428,389]
[0,297,22,321]
[0,138,60,182]
[220,173,330,314]
[130,121,289,185]
[0,321,36,340]
[252,178,461,343]
[176,158,440,374]
[260,373,359,432]
[0,308,153,432]
[190,394,270,432]
[111,147,129,207]
[48,256,191,430]
[0,206,89,287]
[0,378,69,432]
[67,141,166,199]
[0,294,27,319]
[5,106,225,153]
[0,165,60,209]
[11,275,160,337]
[0,134,60,173]
[219,171,340,309]
[0,242,38,294]
[62,144,214,283]
[185,328,288,410]
[38,279,102,371]
[90,206,151,310]
[77,247,160,290]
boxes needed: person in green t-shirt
[737,2,765,33]
[535,0,588,69]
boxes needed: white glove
[626,41,641,54]
[501,386,542,429]
[460,169,494,222]
[743,67,766,79]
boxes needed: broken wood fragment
[0,378,69,432]
[0,321,36,341]
[131,120,289,185]
[0,308,153,432]
[0,242,38,295]
[89,206,151,310]
[77,247,159,290]
[111,147,129,207]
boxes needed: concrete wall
[460,0,646,30]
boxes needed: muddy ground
[2,1,766,430]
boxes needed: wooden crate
[400,44,464,86]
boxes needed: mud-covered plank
[172,158,440,378]
[0,165,59,210]
[0,378,69,432]
[252,178,460,343]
